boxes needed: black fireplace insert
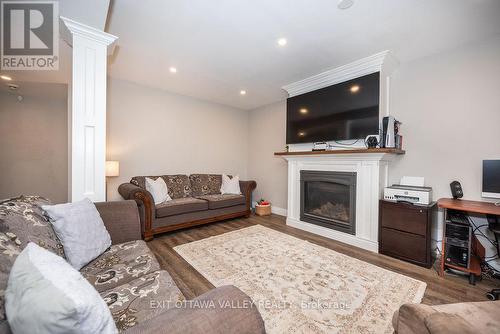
[300,170,357,235]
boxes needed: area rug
[174,225,426,334]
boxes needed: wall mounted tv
[286,72,380,144]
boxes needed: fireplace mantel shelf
[274,148,405,156]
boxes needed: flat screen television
[482,160,500,199]
[286,72,380,144]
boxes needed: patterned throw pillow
[0,195,65,321]
[189,174,222,196]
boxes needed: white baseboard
[252,202,288,217]
[271,206,287,216]
[287,217,379,253]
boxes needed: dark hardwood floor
[148,214,499,305]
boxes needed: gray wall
[0,83,68,203]
[247,37,500,211]
[106,78,249,201]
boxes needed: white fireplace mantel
[280,151,399,252]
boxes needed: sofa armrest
[239,180,257,209]
[118,183,155,240]
[95,201,141,244]
[124,285,265,334]
[393,303,435,334]
[424,313,476,334]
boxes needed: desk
[437,198,500,284]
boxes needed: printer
[384,185,433,205]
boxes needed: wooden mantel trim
[274,148,405,156]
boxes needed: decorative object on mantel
[255,199,271,216]
[365,135,379,148]
[312,142,328,151]
[174,225,426,334]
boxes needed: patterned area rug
[174,225,426,334]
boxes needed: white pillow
[42,198,112,270]
[146,177,172,204]
[220,174,242,195]
[6,243,117,334]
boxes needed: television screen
[286,72,380,144]
[482,160,500,198]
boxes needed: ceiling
[106,0,500,110]
[2,1,500,110]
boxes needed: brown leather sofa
[0,196,265,334]
[119,174,256,240]
[393,300,500,333]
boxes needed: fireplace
[300,170,357,235]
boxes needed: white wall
[106,78,249,201]
[389,37,500,201]
[0,83,68,203]
[247,102,288,211]
[247,36,500,211]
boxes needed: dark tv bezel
[482,160,500,198]
[286,73,380,144]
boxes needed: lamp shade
[106,161,120,177]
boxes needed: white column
[60,17,118,202]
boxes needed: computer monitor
[482,160,500,199]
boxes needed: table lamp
[105,161,120,200]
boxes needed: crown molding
[282,50,399,97]
[60,16,118,54]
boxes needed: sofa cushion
[156,197,208,218]
[6,243,116,334]
[189,174,222,196]
[42,198,112,270]
[101,270,184,332]
[131,175,192,199]
[0,195,65,322]
[196,194,246,210]
[81,240,160,293]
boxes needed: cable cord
[467,216,498,250]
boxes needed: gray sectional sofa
[119,174,256,240]
[0,195,265,334]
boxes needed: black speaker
[365,136,378,149]
[450,181,463,199]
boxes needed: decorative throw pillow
[0,195,65,322]
[220,174,242,195]
[5,243,117,334]
[42,198,112,270]
[146,177,172,204]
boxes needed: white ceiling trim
[60,16,118,55]
[282,50,399,97]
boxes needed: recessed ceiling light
[169,67,177,73]
[350,85,360,93]
[338,0,354,10]
[277,38,287,46]
[299,108,308,114]
[298,131,306,137]
[240,90,246,95]
[0,75,12,81]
